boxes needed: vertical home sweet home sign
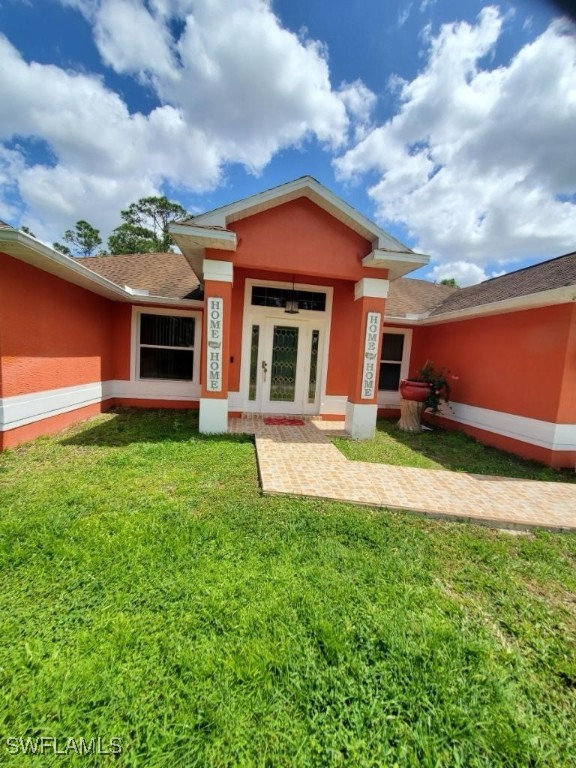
[361,312,381,399]
[207,297,223,392]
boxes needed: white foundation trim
[199,398,228,433]
[0,380,202,432]
[2,381,574,456]
[354,278,389,300]
[441,402,576,453]
[0,382,114,432]
[345,401,378,440]
[203,259,233,283]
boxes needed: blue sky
[0,0,574,284]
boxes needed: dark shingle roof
[80,249,576,315]
[83,252,201,300]
[386,278,457,317]
[432,252,576,315]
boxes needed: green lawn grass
[1,409,575,767]
[333,419,576,482]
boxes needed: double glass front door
[247,318,322,414]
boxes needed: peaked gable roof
[187,176,410,253]
[170,176,430,281]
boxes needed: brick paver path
[229,416,576,531]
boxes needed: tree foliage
[107,223,159,255]
[53,242,72,256]
[54,220,103,258]
[439,277,459,288]
[108,196,188,254]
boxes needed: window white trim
[377,328,412,407]
[130,307,202,397]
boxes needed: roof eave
[421,284,576,324]
[169,223,237,284]
[0,229,203,308]
[0,228,131,301]
[363,249,430,280]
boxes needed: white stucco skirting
[0,382,113,432]
[0,383,574,455]
[443,402,576,453]
[0,381,199,432]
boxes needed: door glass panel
[270,325,299,402]
[248,325,260,401]
[308,330,319,403]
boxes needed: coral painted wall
[207,197,384,282]
[409,304,575,423]
[556,304,576,424]
[111,303,132,381]
[0,252,114,397]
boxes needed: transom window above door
[251,286,326,312]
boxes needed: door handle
[261,360,268,381]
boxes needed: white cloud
[88,0,366,161]
[94,0,177,79]
[398,4,412,28]
[0,146,26,222]
[0,0,373,242]
[0,34,220,239]
[335,8,576,278]
[428,261,488,287]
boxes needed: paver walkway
[229,416,576,532]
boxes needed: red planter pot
[400,379,431,402]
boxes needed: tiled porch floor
[228,416,576,532]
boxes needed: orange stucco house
[1,177,575,468]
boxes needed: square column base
[199,398,229,434]
[345,401,377,440]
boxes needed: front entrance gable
[226,197,374,282]
[171,176,430,283]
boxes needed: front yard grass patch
[1,409,575,766]
[333,418,576,482]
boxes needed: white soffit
[363,249,429,280]
[170,223,237,251]
[170,224,237,284]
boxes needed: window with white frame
[139,313,196,381]
[379,332,407,391]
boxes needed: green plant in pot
[415,360,451,414]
